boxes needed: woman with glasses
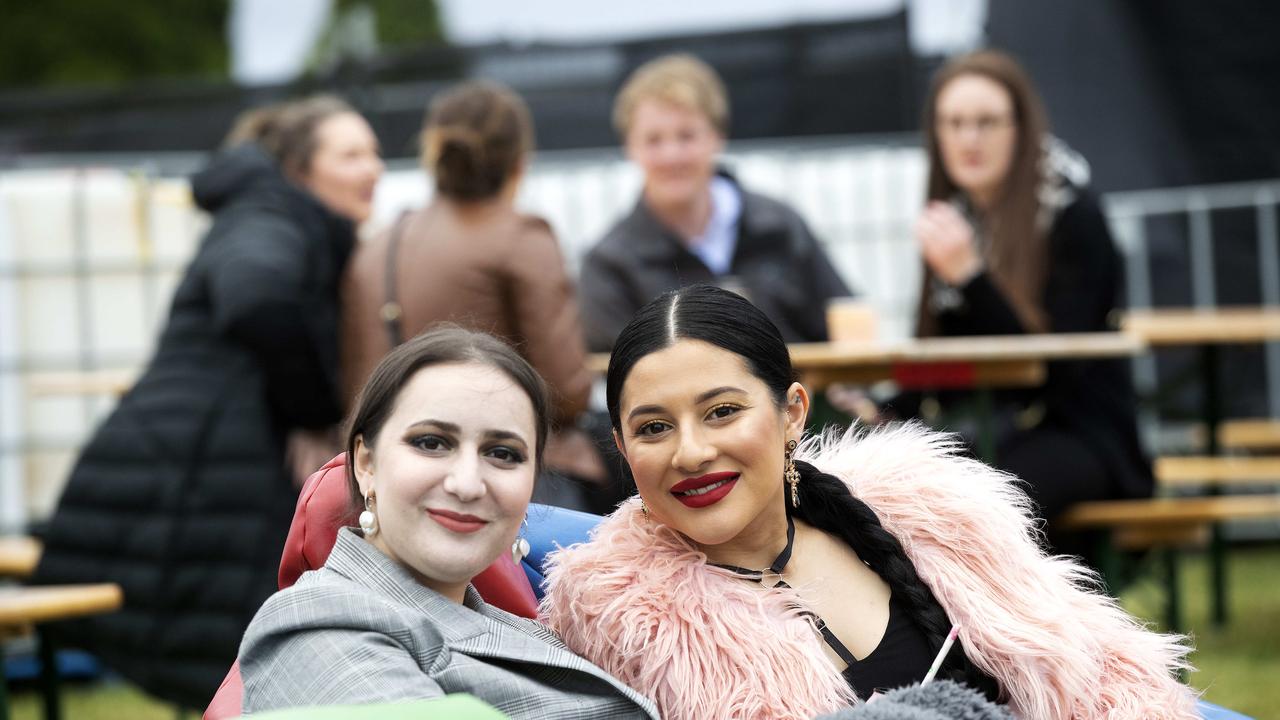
[903,50,1154,555]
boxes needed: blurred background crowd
[1,1,1278,718]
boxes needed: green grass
[1119,545,1280,718]
[7,547,1280,718]
[8,681,179,720]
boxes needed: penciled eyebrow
[626,386,746,422]
[406,420,528,446]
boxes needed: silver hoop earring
[511,517,531,564]
[359,490,378,536]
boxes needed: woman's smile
[426,508,489,534]
[670,471,740,507]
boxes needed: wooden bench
[1218,418,1280,451]
[0,583,123,636]
[0,583,123,720]
[1058,496,1280,633]
[1154,455,1280,488]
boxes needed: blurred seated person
[579,53,852,352]
[239,327,658,719]
[900,50,1153,554]
[341,81,606,510]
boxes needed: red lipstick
[427,508,487,534]
[670,471,739,508]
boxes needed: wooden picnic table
[1121,306,1280,627]
[0,537,41,579]
[0,583,122,630]
[0,583,123,720]
[589,332,1144,461]
[588,331,1144,387]
[1123,307,1280,345]
[26,369,135,398]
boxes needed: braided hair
[606,283,999,698]
[792,459,999,698]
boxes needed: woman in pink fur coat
[540,284,1198,719]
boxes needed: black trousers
[997,422,1117,558]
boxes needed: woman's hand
[916,201,983,286]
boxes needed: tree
[0,0,230,88]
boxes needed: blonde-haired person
[33,94,383,708]
[341,80,605,508]
[903,50,1153,556]
[579,53,852,352]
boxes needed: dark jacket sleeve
[205,208,343,429]
[578,241,642,353]
[939,190,1119,337]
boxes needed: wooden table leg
[975,388,996,464]
[1163,547,1183,635]
[1,651,10,720]
[37,628,61,720]
[1201,344,1228,627]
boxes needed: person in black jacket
[579,54,851,352]
[906,50,1153,555]
[32,95,383,708]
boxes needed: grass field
[7,547,1279,719]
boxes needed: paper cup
[825,298,878,344]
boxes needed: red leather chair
[203,454,540,720]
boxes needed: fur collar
[540,424,1198,719]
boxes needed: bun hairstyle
[420,81,534,202]
[607,284,1000,699]
[225,94,356,179]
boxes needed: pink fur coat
[539,424,1198,719]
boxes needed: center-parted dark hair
[606,284,999,699]
[343,325,551,510]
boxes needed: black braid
[790,460,1002,701]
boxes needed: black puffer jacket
[32,145,354,709]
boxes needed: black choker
[708,513,796,587]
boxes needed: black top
[904,188,1153,501]
[838,597,938,700]
[709,515,948,700]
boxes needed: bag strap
[379,213,410,348]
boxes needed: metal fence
[3,138,1278,532]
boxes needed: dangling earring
[785,439,800,509]
[511,517,531,564]
[639,498,649,519]
[359,490,378,536]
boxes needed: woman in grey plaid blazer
[238,328,658,719]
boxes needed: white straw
[920,624,960,686]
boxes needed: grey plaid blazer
[239,529,659,719]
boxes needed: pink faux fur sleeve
[539,501,857,720]
[811,424,1198,719]
[540,423,1200,720]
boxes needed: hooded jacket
[33,144,354,708]
[540,424,1197,720]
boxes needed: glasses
[935,113,1016,137]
